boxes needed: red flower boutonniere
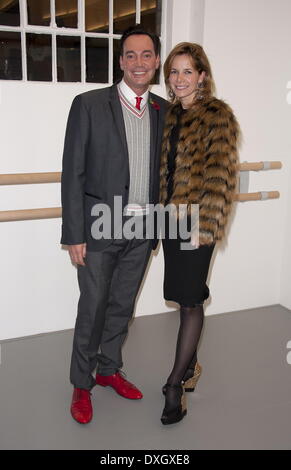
[149,98,160,111]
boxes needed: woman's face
[168,54,205,107]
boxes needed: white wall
[0,0,290,340]
[0,78,171,340]
[202,0,291,312]
[281,54,291,308]
[143,0,291,316]
[0,82,102,340]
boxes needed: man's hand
[68,243,87,266]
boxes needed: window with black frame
[0,0,162,83]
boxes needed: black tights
[167,305,204,385]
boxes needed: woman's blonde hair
[164,42,216,103]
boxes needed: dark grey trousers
[70,236,152,390]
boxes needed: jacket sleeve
[198,103,240,245]
[61,94,90,245]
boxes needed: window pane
[26,33,52,81]
[27,0,51,26]
[0,0,20,26]
[86,37,108,83]
[85,0,109,33]
[140,0,161,36]
[113,38,122,84]
[113,0,135,34]
[57,35,81,82]
[56,0,78,28]
[0,31,22,80]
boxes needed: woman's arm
[198,100,240,245]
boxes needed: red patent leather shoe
[70,388,93,424]
[96,372,143,399]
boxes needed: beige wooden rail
[0,161,282,185]
[0,162,282,221]
[239,161,282,171]
[0,172,61,185]
[0,208,62,222]
[0,192,279,222]
[235,191,279,201]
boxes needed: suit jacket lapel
[109,84,129,161]
[149,92,161,200]
[149,92,159,161]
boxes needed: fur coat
[160,96,240,245]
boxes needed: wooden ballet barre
[0,161,282,185]
[0,162,282,222]
[0,192,279,222]
[0,172,61,185]
[235,191,280,201]
[239,161,282,171]
[0,207,62,222]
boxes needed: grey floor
[0,304,291,450]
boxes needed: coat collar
[109,84,128,159]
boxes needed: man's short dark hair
[119,25,160,57]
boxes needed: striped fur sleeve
[198,100,240,245]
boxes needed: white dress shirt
[118,78,149,109]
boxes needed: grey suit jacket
[61,84,167,251]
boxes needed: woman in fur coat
[160,42,240,425]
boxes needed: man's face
[119,34,160,95]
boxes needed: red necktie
[135,96,142,110]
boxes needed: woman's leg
[167,305,204,385]
[161,304,204,423]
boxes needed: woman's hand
[190,232,200,249]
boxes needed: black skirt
[162,215,215,307]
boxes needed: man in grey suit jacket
[61,26,167,424]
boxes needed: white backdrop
[0,0,290,340]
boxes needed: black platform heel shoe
[162,362,202,395]
[161,383,187,425]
